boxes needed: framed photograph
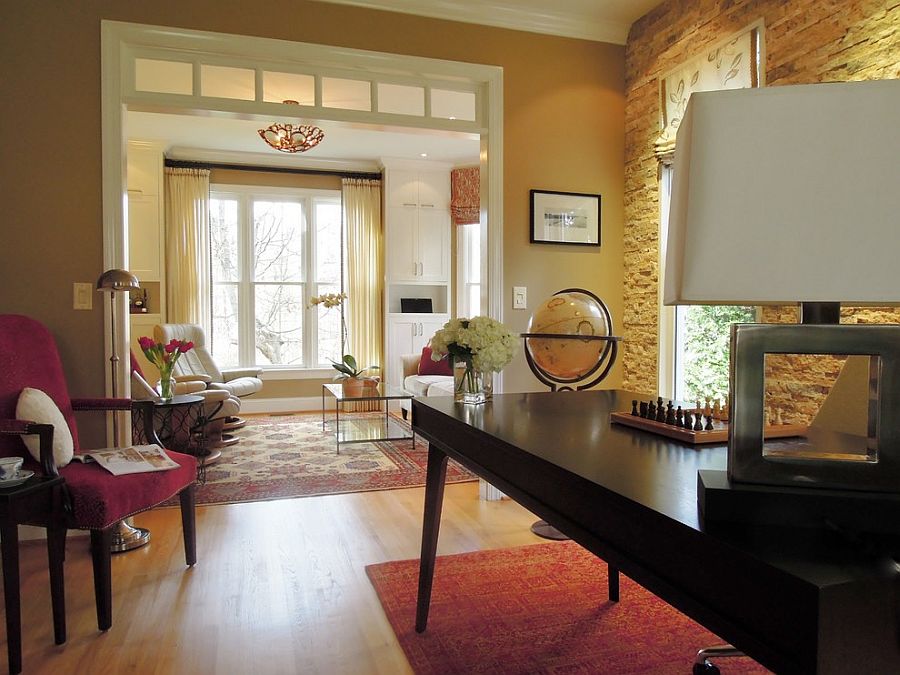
[530,190,601,246]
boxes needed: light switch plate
[73,282,93,310]
[513,286,527,310]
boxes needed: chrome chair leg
[693,644,742,674]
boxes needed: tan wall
[623,0,900,405]
[1,1,625,421]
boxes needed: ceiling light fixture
[258,100,325,153]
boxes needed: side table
[0,474,67,675]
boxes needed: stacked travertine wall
[623,0,900,421]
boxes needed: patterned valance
[655,24,762,166]
[450,166,480,225]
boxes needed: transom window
[209,185,343,369]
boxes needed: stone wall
[623,0,900,420]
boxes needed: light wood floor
[4,481,542,674]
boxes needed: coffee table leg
[415,443,449,633]
[1,521,22,674]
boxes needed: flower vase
[453,360,492,404]
[157,374,175,402]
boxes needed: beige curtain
[343,178,383,408]
[164,167,210,325]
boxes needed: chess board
[609,411,807,445]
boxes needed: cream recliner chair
[130,353,242,462]
[154,323,263,429]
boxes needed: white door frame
[100,20,504,396]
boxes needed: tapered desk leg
[47,525,67,644]
[415,443,449,633]
[1,522,22,674]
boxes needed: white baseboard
[240,396,326,414]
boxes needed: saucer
[0,469,34,488]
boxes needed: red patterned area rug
[180,413,475,506]
[366,541,771,674]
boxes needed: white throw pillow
[15,387,74,468]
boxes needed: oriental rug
[366,541,770,674]
[179,413,476,506]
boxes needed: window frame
[209,183,342,375]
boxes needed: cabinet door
[417,171,449,209]
[385,206,419,281]
[416,208,450,282]
[128,194,162,281]
[385,170,419,207]
[127,146,161,196]
[386,317,418,386]
[418,316,447,348]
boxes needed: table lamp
[664,80,900,526]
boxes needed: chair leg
[179,484,197,566]
[90,528,114,631]
[608,565,620,602]
[47,525,67,644]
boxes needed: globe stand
[521,288,622,540]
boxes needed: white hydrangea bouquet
[429,316,517,402]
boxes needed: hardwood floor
[4,482,541,674]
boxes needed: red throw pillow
[418,346,453,376]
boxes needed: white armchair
[154,323,262,428]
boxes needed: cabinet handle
[413,262,417,276]
[403,202,416,207]
[418,323,423,336]
[417,262,423,276]
[420,203,434,208]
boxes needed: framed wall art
[530,189,601,246]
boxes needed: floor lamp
[97,268,151,552]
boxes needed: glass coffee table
[321,382,415,453]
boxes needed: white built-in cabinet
[126,140,166,376]
[382,160,452,388]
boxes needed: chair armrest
[175,380,207,395]
[71,397,132,411]
[0,419,59,477]
[401,353,421,379]
[221,367,262,380]
[175,374,212,385]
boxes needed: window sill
[261,367,333,381]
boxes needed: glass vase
[157,375,175,402]
[453,361,492,404]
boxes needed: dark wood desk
[412,390,900,675]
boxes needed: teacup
[0,457,24,481]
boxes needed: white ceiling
[126,1,662,170]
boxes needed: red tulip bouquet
[138,336,194,401]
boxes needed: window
[658,166,755,401]
[209,185,343,369]
[457,223,481,318]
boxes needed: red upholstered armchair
[0,314,197,632]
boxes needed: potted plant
[330,354,379,397]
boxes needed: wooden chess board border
[610,411,807,445]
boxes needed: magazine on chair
[71,444,180,476]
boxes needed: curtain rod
[164,158,382,181]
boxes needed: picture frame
[530,190,601,246]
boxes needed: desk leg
[47,525,67,644]
[415,443,449,633]
[1,522,22,674]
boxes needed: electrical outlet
[73,282,93,310]
[513,286,527,310]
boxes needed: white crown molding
[165,146,382,172]
[316,0,633,44]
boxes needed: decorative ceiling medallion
[258,100,325,153]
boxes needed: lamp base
[698,469,900,534]
[110,518,151,553]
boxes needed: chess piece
[721,395,730,420]
[631,400,639,416]
[675,406,684,427]
[639,401,649,418]
[656,400,666,423]
[775,407,784,425]
[713,398,721,418]
[664,401,675,425]
[704,414,714,431]
[694,413,703,431]
[704,397,712,416]
[648,401,656,420]
[684,411,693,430]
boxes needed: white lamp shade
[664,79,900,306]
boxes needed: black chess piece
[647,401,656,419]
[684,411,693,430]
[656,400,666,423]
[639,401,649,418]
[704,414,715,431]
[631,400,639,416]
[665,403,676,426]
[694,413,703,431]
[675,406,684,427]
